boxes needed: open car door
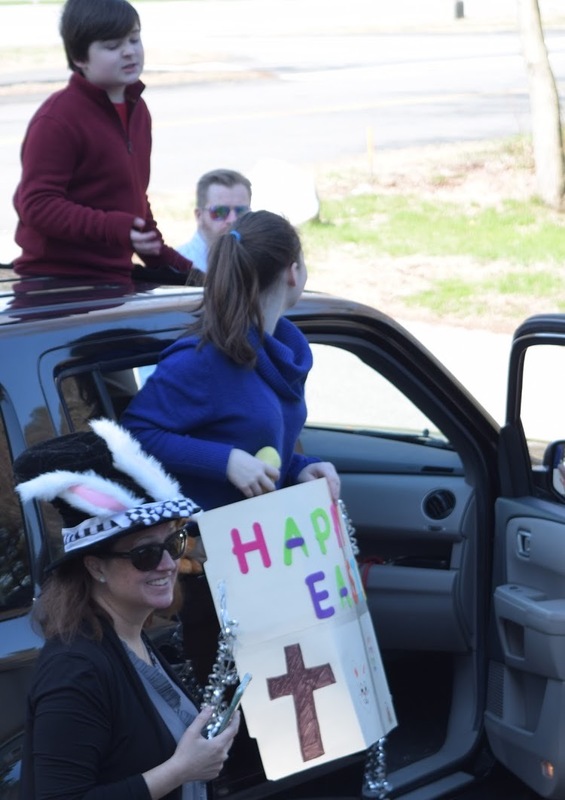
[486,314,565,798]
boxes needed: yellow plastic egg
[255,446,282,469]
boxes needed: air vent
[423,489,456,520]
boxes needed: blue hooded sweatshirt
[121,317,319,510]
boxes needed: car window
[60,369,144,429]
[57,343,448,447]
[135,364,156,388]
[0,413,32,617]
[59,373,106,432]
[520,343,565,466]
[306,343,449,444]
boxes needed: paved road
[1,0,564,430]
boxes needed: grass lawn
[297,136,565,332]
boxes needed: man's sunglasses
[203,205,250,221]
[98,528,187,572]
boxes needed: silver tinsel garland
[201,580,240,738]
[363,738,391,799]
[338,498,360,557]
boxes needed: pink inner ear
[68,484,129,512]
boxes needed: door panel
[487,498,565,797]
[486,318,565,798]
[504,512,565,592]
[301,426,475,653]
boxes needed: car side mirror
[543,440,565,498]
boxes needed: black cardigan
[20,620,196,800]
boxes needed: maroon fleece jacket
[13,73,194,284]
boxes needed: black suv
[2,271,565,800]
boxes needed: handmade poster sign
[197,478,397,780]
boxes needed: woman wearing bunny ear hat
[13,418,239,800]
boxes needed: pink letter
[231,522,272,574]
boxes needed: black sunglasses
[203,205,249,221]
[98,528,187,572]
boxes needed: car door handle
[516,530,531,558]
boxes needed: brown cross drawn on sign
[267,643,336,761]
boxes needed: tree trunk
[517,0,565,209]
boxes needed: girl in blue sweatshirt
[121,210,339,510]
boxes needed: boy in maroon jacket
[12,0,203,286]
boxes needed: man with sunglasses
[177,168,252,272]
[13,417,239,800]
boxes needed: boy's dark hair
[60,0,140,72]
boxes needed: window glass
[59,373,104,432]
[306,343,448,442]
[60,368,147,429]
[0,414,32,616]
[521,344,565,465]
[135,364,156,388]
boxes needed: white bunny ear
[89,418,182,501]
[15,469,145,518]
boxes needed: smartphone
[207,672,252,738]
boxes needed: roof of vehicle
[0,269,500,439]
[0,269,395,330]
[0,270,201,321]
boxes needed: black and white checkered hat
[13,418,200,565]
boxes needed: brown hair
[194,210,302,367]
[34,518,187,642]
[33,559,106,642]
[60,0,140,72]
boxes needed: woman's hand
[226,448,280,498]
[144,707,240,797]
[173,707,240,782]
[296,461,341,502]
